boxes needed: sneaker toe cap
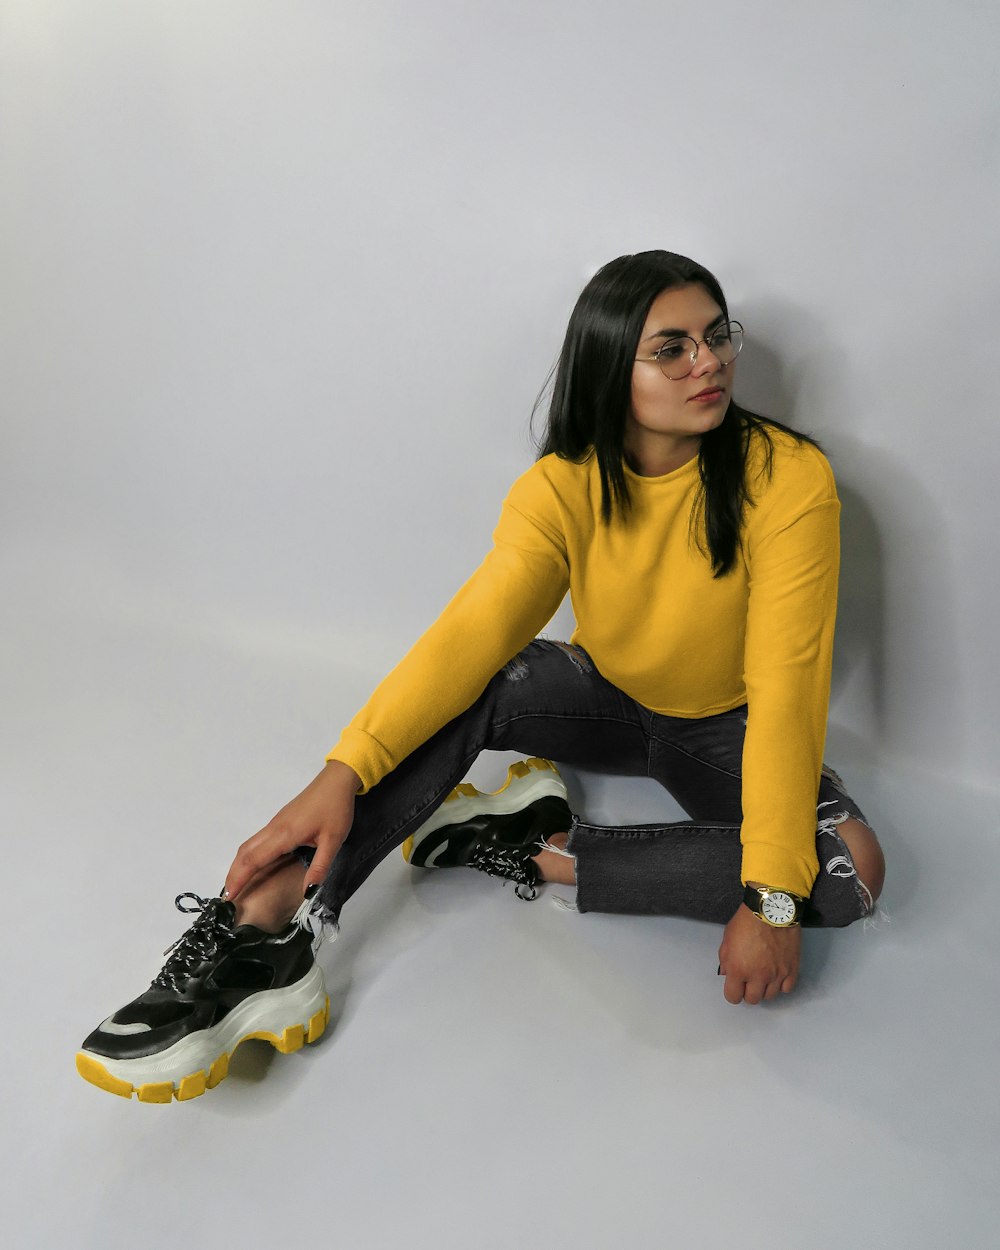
[81,998,206,1060]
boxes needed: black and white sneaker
[401,757,573,901]
[76,893,329,1103]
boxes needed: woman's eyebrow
[643,313,726,342]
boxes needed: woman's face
[627,283,735,462]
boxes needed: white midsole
[85,963,327,1087]
[414,771,569,842]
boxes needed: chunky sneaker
[76,893,329,1103]
[401,757,573,901]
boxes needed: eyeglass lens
[656,323,743,379]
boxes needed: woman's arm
[224,469,570,898]
[739,495,841,896]
[326,475,571,792]
[718,451,840,1004]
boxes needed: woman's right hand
[223,760,362,903]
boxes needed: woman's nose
[690,340,723,377]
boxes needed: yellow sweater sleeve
[739,469,841,896]
[324,469,570,793]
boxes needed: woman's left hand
[717,904,801,1004]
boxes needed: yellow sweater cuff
[325,728,394,796]
[740,841,818,899]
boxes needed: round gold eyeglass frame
[634,320,745,381]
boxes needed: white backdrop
[3,0,998,794]
[4,5,1000,1248]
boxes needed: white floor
[4,583,1000,1250]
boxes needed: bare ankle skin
[232,857,309,932]
[533,832,576,886]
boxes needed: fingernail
[717,964,722,976]
[304,883,320,900]
[221,887,230,901]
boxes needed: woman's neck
[624,432,701,477]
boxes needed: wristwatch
[742,883,806,928]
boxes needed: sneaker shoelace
[151,893,236,992]
[467,845,540,901]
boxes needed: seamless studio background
[2,2,998,1247]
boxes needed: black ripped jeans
[311,639,876,929]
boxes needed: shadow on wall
[827,438,963,776]
[831,477,886,727]
[734,304,964,781]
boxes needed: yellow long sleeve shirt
[326,424,840,898]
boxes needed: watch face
[760,891,796,925]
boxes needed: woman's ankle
[533,832,576,885]
[233,857,309,932]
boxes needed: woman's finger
[743,982,763,1005]
[224,853,297,903]
[301,827,347,896]
[224,826,300,901]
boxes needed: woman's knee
[838,816,885,903]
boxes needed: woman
[77,250,886,1103]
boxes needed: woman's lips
[689,387,724,402]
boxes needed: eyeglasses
[634,320,744,380]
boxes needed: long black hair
[532,250,825,579]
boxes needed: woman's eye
[656,342,688,360]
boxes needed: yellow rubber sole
[75,997,330,1103]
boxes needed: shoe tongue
[214,898,238,926]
